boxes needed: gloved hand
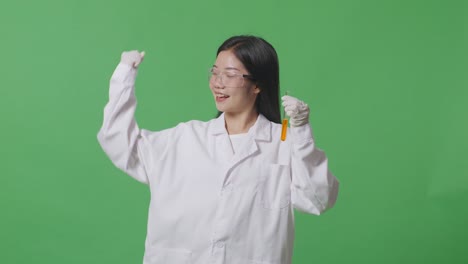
[282,95,310,127]
[121,50,145,68]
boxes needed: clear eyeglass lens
[209,69,244,87]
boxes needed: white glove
[282,95,310,127]
[121,50,145,68]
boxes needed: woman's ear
[253,85,261,94]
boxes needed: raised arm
[97,51,150,184]
[283,95,339,215]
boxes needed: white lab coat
[97,63,339,264]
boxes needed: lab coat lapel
[229,136,258,170]
[227,114,272,173]
[209,113,234,163]
[209,113,272,185]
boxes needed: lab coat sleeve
[97,63,150,184]
[289,124,339,215]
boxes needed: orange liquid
[281,119,288,141]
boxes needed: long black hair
[216,35,281,124]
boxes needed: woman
[98,35,339,264]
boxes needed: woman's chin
[215,103,228,112]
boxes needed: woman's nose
[213,75,225,88]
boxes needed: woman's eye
[225,72,238,78]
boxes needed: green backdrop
[1,0,467,263]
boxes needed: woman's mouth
[215,93,230,103]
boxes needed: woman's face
[209,50,260,115]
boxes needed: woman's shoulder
[139,116,222,143]
[139,118,215,144]
[171,118,220,136]
[181,118,216,129]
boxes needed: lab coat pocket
[145,248,192,264]
[259,164,292,210]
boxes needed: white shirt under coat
[97,63,339,264]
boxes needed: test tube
[281,91,289,141]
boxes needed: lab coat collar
[210,113,271,142]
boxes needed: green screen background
[1,0,467,263]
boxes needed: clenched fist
[121,50,145,68]
[282,95,310,127]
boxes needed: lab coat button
[215,242,225,248]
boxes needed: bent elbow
[291,180,339,215]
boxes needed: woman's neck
[224,110,259,135]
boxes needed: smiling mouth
[215,93,230,99]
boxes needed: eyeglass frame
[208,67,255,88]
